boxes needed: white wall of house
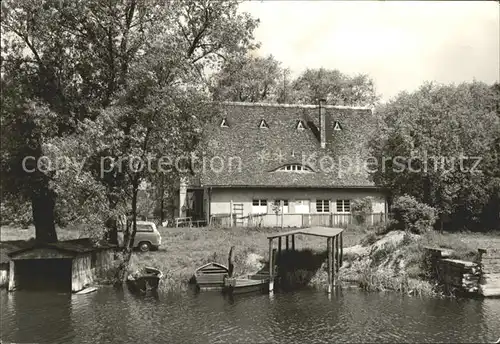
[208,187,386,227]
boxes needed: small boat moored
[194,262,229,291]
[223,277,269,295]
[126,266,163,294]
[76,286,98,295]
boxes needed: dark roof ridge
[220,101,373,111]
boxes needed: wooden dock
[267,226,343,294]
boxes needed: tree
[76,85,219,280]
[276,67,293,104]
[1,0,157,242]
[210,61,380,106]
[290,68,379,106]
[370,81,500,231]
[1,0,258,243]
[210,54,281,103]
[390,195,438,234]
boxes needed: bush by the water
[391,195,438,234]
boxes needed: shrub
[366,220,395,236]
[351,197,373,225]
[391,195,438,234]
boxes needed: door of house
[233,203,244,226]
[187,189,204,220]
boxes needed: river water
[1,287,499,343]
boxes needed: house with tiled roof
[177,101,388,227]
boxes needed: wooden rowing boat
[194,262,229,290]
[126,267,163,294]
[76,286,98,295]
[223,277,268,295]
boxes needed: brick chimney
[318,98,326,148]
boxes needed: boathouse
[6,238,116,293]
[267,226,344,294]
[0,240,33,288]
[175,102,388,227]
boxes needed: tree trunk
[116,180,139,284]
[128,182,139,252]
[422,176,432,205]
[228,246,235,278]
[105,216,118,245]
[31,183,58,243]
[160,197,164,225]
[159,175,165,225]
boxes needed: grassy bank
[1,225,498,296]
[0,225,366,293]
[333,229,500,297]
[128,225,367,293]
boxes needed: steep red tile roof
[191,102,379,188]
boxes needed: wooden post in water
[327,237,332,294]
[8,261,16,291]
[332,235,336,287]
[273,248,277,273]
[334,235,337,273]
[335,235,340,277]
[339,232,343,267]
[292,235,295,251]
[228,246,235,277]
[269,238,274,292]
[286,235,289,251]
[278,237,282,257]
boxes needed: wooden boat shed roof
[0,240,34,264]
[7,238,116,260]
[267,226,344,239]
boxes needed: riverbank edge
[105,231,461,298]
[266,231,443,298]
[2,226,495,298]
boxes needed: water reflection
[2,291,75,344]
[1,288,500,344]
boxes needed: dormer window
[259,119,269,129]
[296,120,306,130]
[274,164,314,173]
[220,118,229,128]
